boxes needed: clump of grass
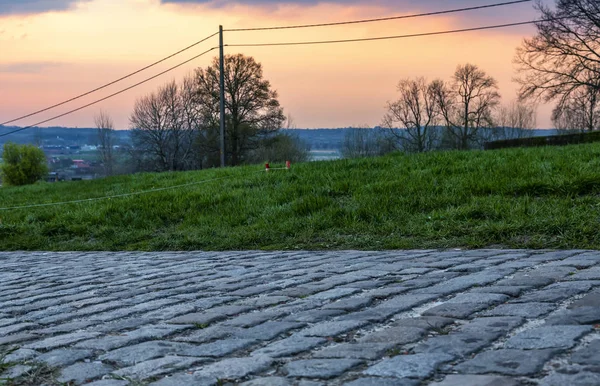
[2,144,600,251]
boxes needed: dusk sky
[0,0,554,130]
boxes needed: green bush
[0,143,49,186]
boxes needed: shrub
[0,143,49,186]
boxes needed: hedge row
[484,131,600,150]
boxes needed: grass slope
[1,144,600,251]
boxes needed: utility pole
[219,25,226,168]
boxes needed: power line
[226,20,542,47]
[0,168,289,211]
[225,0,532,32]
[0,47,218,138]
[0,174,236,211]
[0,31,219,127]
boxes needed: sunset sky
[0,0,554,130]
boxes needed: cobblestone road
[1,250,600,385]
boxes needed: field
[1,144,600,251]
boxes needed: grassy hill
[1,143,600,251]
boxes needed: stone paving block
[241,377,292,386]
[4,348,37,362]
[235,296,292,308]
[429,374,521,386]
[569,267,600,281]
[0,333,36,346]
[482,302,555,318]
[99,341,193,366]
[86,380,130,386]
[181,338,257,357]
[363,353,454,379]
[457,316,525,334]
[413,332,499,358]
[446,293,509,305]
[193,356,274,380]
[285,359,363,379]
[1,364,32,379]
[343,377,419,386]
[469,286,529,297]
[36,348,94,367]
[374,294,439,312]
[570,340,600,365]
[411,274,504,295]
[539,372,600,386]
[494,276,555,288]
[23,332,100,351]
[357,326,426,345]
[113,356,206,380]
[149,374,217,386]
[504,325,592,350]
[283,309,345,323]
[336,309,396,323]
[75,324,189,351]
[314,343,394,360]
[0,323,38,336]
[363,286,410,299]
[391,316,455,330]
[224,311,288,328]
[569,291,600,308]
[167,305,251,325]
[423,303,490,319]
[172,325,236,343]
[545,307,600,325]
[322,297,373,311]
[57,362,113,384]
[252,335,326,357]
[300,320,368,337]
[235,321,305,341]
[455,349,559,376]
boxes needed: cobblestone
[1,250,600,384]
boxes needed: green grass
[2,144,600,251]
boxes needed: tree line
[344,0,599,157]
[95,54,309,176]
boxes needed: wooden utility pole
[219,25,226,168]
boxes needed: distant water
[310,150,342,161]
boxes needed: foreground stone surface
[0,250,600,385]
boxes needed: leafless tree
[433,64,501,150]
[130,78,199,172]
[341,126,393,159]
[495,101,538,139]
[94,110,114,176]
[382,77,440,152]
[194,54,285,166]
[515,0,600,116]
[552,85,600,133]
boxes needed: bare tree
[382,77,440,152]
[433,64,501,150]
[94,110,114,176]
[194,54,285,166]
[515,0,600,114]
[130,78,199,172]
[552,85,600,133]
[495,101,538,139]
[341,126,393,159]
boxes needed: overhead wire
[224,0,532,31]
[0,47,218,138]
[0,168,291,211]
[226,20,543,47]
[0,31,219,126]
